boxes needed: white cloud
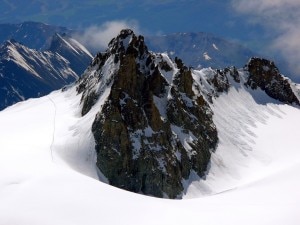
[74,20,141,52]
[232,0,300,77]
[233,0,300,13]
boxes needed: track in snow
[47,96,57,162]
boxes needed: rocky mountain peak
[246,57,300,105]
[75,30,300,199]
[1,39,22,52]
[107,29,148,59]
[77,30,218,198]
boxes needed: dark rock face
[246,58,299,105]
[208,69,230,93]
[167,66,218,179]
[79,29,218,198]
[228,66,240,83]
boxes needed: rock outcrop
[77,29,218,198]
[246,57,300,105]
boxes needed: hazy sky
[0,0,270,44]
[0,0,299,78]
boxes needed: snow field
[0,82,300,224]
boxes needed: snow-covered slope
[186,69,300,197]
[0,73,300,225]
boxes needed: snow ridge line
[47,96,57,162]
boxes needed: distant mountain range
[0,32,92,110]
[0,22,256,69]
[146,32,255,69]
[0,21,70,50]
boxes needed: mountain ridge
[0,21,70,50]
[73,29,300,198]
[0,34,92,110]
[146,32,255,69]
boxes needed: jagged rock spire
[77,29,218,198]
[246,57,300,105]
[107,29,148,58]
